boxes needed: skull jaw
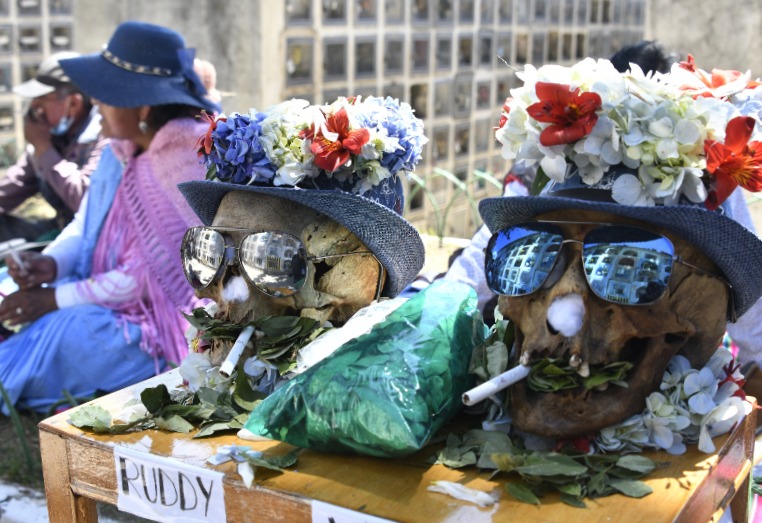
[509,334,688,439]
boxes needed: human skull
[197,191,384,366]
[502,210,729,438]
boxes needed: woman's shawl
[89,118,206,366]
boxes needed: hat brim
[59,53,218,112]
[479,195,762,319]
[178,180,425,298]
[12,79,55,99]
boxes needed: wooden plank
[39,429,98,523]
[38,370,756,523]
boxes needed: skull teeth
[569,353,582,369]
[520,351,531,366]
[577,362,590,378]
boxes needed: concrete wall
[647,0,762,77]
[73,0,278,112]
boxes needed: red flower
[526,82,602,146]
[303,107,370,172]
[677,55,760,99]
[196,111,226,156]
[496,97,512,130]
[705,116,762,210]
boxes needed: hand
[5,251,57,289]
[23,110,52,154]
[0,287,57,326]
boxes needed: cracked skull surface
[500,210,729,438]
[196,190,384,366]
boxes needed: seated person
[0,51,106,243]
[0,21,218,414]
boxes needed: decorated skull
[498,209,730,438]
[195,191,385,367]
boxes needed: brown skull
[502,210,729,438]
[197,190,384,365]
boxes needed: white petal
[540,155,569,182]
[238,462,255,489]
[427,481,498,507]
[652,425,674,449]
[688,393,716,415]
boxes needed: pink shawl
[90,118,206,367]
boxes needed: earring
[138,120,149,135]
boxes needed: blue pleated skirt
[0,304,159,414]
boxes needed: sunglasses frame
[181,226,386,302]
[486,220,736,320]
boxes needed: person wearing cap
[0,51,106,243]
[0,21,218,415]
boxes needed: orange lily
[526,82,602,146]
[196,111,226,156]
[306,107,370,172]
[705,116,762,210]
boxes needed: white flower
[178,352,214,392]
[698,397,750,453]
[684,367,719,415]
[612,174,654,206]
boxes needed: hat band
[101,46,173,77]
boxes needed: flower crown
[495,57,762,209]
[197,95,428,195]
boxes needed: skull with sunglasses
[484,207,734,438]
[181,190,389,366]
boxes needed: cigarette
[219,325,255,378]
[462,364,531,406]
[9,249,27,277]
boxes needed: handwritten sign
[312,500,397,523]
[115,446,226,522]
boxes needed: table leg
[40,430,98,523]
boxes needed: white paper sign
[115,445,226,522]
[312,500,397,523]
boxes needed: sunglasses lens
[181,227,225,289]
[583,226,674,305]
[485,224,563,296]
[239,232,307,297]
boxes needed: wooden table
[38,369,757,523]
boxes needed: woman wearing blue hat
[0,21,218,414]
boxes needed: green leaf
[514,453,588,477]
[616,455,656,474]
[560,493,587,508]
[609,479,653,498]
[194,421,236,438]
[505,482,541,505]
[69,405,113,432]
[154,414,194,433]
[140,385,177,415]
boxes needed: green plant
[0,380,38,478]
[405,168,503,245]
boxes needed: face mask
[50,97,72,136]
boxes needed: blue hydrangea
[202,112,277,184]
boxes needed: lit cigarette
[462,364,531,406]
[219,325,255,378]
[9,249,27,277]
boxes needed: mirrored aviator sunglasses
[181,227,309,297]
[485,221,725,307]
[180,226,386,300]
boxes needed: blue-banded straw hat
[479,165,762,319]
[179,175,425,299]
[58,21,218,113]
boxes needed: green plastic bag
[242,280,485,458]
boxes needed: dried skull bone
[501,209,729,438]
[196,190,384,366]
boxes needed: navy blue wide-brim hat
[178,176,426,299]
[59,21,219,113]
[479,166,762,319]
